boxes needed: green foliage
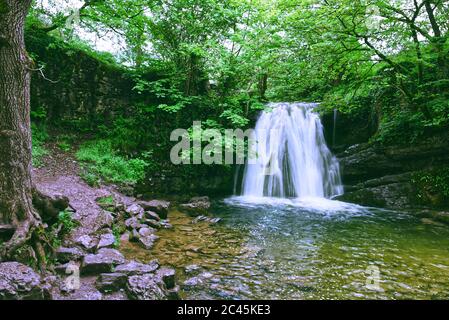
[76,139,148,186]
[111,224,123,248]
[50,209,77,258]
[26,0,449,197]
[58,209,76,233]
[31,123,48,168]
[372,111,427,145]
[413,167,449,207]
[97,195,114,206]
[30,105,47,121]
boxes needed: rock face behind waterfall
[334,131,449,209]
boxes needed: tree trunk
[424,0,441,38]
[0,0,40,261]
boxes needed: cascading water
[241,102,343,199]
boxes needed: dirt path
[31,143,144,300]
[32,143,134,244]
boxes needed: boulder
[125,217,141,230]
[96,273,128,293]
[54,262,79,275]
[139,200,170,219]
[97,211,114,229]
[179,196,210,216]
[138,227,155,238]
[0,262,47,300]
[75,235,98,252]
[183,276,204,288]
[125,203,144,217]
[56,247,84,264]
[82,248,125,275]
[143,219,161,229]
[126,274,166,300]
[145,211,160,221]
[115,260,159,275]
[159,220,173,229]
[138,234,159,250]
[335,173,418,209]
[191,215,221,224]
[97,233,116,249]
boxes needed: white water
[241,102,343,199]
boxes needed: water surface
[121,197,449,299]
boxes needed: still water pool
[121,197,449,299]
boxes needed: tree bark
[0,0,39,261]
[424,0,441,38]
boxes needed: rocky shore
[0,143,214,300]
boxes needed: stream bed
[121,197,449,299]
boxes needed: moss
[412,167,449,208]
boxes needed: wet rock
[145,211,160,221]
[420,218,445,226]
[156,267,176,289]
[82,248,125,275]
[159,220,173,229]
[56,247,84,264]
[126,274,166,300]
[139,200,170,219]
[179,196,210,216]
[126,203,144,217]
[0,262,47,300]
[115,260,159,275]
[97,233,116,249]
[143,219,161,229]
[138,227,155,238]
[138,234,159,250]
[190,196,210,203]
[416,210,449,225]
[184,264,202,275]
[337,135,449,209]
[182,276,204,288]
[336,177,417,209]
[192,215,221,224]
[96,273,128,293]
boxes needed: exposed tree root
[0,217,37,262]
[0,188,68,269]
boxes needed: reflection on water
[120,198,449,299]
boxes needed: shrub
[31,123,48,167]
[76,139,148,186]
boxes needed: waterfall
[241,102,343,199]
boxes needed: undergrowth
[76,139,148,186]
